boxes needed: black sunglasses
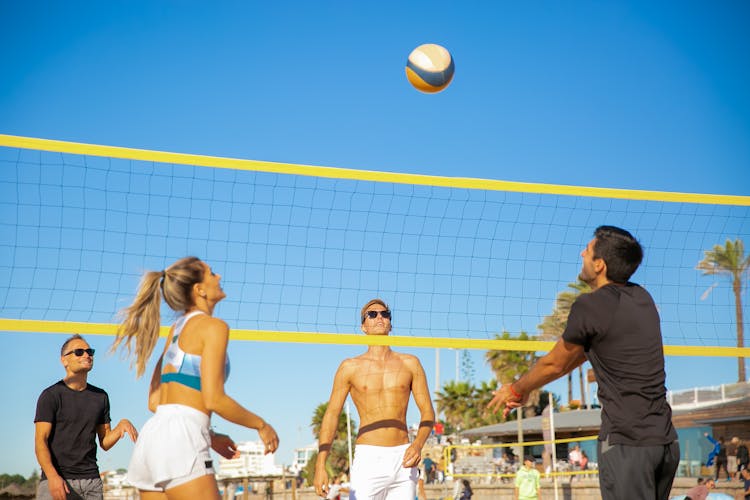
[365,310,391,320]
[63,348,95,357]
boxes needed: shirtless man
[314,299,435,500]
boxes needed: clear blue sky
[1,1,750,477]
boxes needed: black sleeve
[562,298,592,348]
[34,387,57,424]
[100,390,111,426]
[562,292,613,351]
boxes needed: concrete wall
[281,477,746,500]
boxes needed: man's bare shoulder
[336,357,361,374]
[392,352,425,369]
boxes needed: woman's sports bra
[160,310,231,391]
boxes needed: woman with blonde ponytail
[113,257,279,500]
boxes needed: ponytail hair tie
[160,270,166,279]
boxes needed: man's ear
[594,257,606,276]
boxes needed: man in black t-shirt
[488,225,679,500]
[34,334,137,500]
[714,436,729,480]
[737,439,750,478]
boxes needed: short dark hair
[593,225,643,283]
[61,334,86,356]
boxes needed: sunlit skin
[313,303,435,498]
[141,261,278,500]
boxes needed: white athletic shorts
[349,444,417,500]
[127,404,215,491]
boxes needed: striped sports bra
[160,310,231,391]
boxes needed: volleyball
[405,43,455,93]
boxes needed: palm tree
[697,238,750,382]
[473,379,505,425]
[538,280,591,407]
[311,402,355,442]
[435,379,506,430]
[309,402,358,480]
[485,331,539,417]
[434,380,476,431]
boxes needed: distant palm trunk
[567,371,573,404]
[734,276,746,382]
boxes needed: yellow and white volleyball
[405,43,455,93]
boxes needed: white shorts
[349,444,417,500]
[127,404,215,491]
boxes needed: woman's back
[159,312,230,413]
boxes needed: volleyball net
[1,134,749,356]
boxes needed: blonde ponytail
[112,256,205,377]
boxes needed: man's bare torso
[345,350,417,447]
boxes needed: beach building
[459,381,750,478]
[290,443,317,474]
[217,440,283,479]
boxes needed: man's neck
[589,273,613,291]
[63,373,88,391]
[365,345,392,360]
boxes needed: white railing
[667,381,749,408]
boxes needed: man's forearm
[514,347,583,396]
[101,428,121,451]
[315,449,330,468]
[316,422,336,468]
[35,442,60,480]
[412,420,434,449]
[514,357,563,395]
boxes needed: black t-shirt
[34,380,111,479]
[717,442,728,461]
[562,283,677,446]
[738,444,749,465]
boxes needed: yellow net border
[2,134,749,357]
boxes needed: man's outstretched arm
[488,339,585,416]
[98,419,138,451]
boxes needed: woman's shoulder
[185,313,229,337]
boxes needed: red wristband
[508,383,522,400]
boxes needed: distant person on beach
[514,456,540,500]
[568,444,582,468]
[34,334,138,500]
[737,438,749,479]
[685,477,714,500]
[453,479,472,500]
[422,454,435,484]
[488,226,679,500]
[417,466,427,500]
[705,433,729,480]
[314,298,435,500]
[112,257,278,500]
